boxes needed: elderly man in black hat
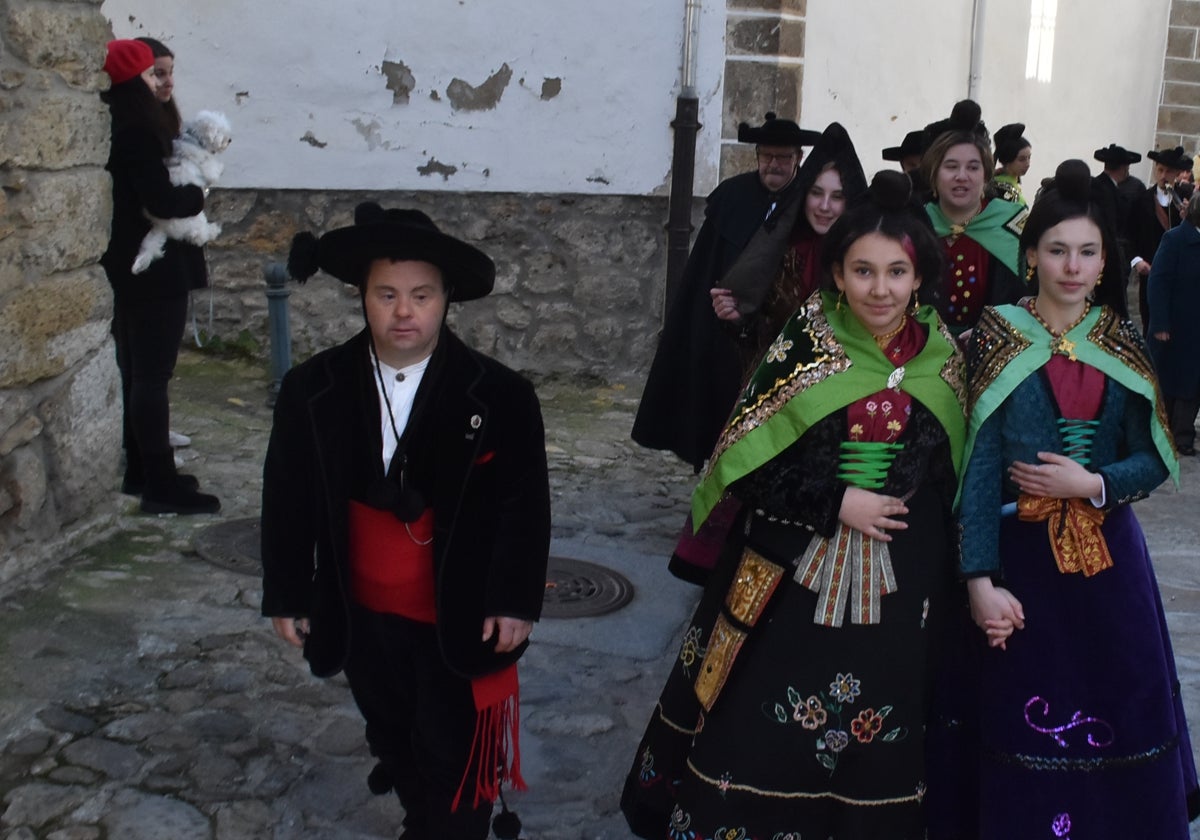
[1128,145,1192,330]
[261,203,551,840]
[1093,143,1145,269]
[882,129,929,176]
[632,112,821,473]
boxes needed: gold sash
[1017,495,1113,576]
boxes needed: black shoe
[1179,445,1196,456]
[122,473,200,496]
[141,483,220,515]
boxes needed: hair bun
[1050,159,1093,204]
[868,170,912,212]
[995,122,1025,143]
[287,231,321,283]
[949,99,982,132]
[354,201,385,225]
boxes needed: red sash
[347,500,436,622]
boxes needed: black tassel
[491,789,523,839]
[286,231,321,283]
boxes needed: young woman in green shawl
[622,172,966,840]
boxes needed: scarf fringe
[452,664,525,812]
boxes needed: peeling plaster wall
[801,0,1169,189]
[100,0,729,195]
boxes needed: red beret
[103,39,154,86]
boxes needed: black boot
[140,453,220,515]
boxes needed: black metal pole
[264,262,291,406]
[664,95,701,321]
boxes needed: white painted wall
[101,0,728,194]
[802,0,1170,190]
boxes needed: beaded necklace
[1028,299,1090,362]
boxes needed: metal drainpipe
[664,0,703,320]
[265,262,292,406]
[968,0,987,100]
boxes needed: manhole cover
[543,556,634,619]
[192,523,635,619]
[193,517,261,576]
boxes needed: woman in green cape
[621,172,966,839]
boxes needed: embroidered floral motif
[637,745,659,785]
[824,729,849,752]
[830,672,861,703]
[713,829,748,840]
[717,771,733,795]
[849,422,864,441]
[852,708,886,743]
[1051,812,1072,838]
[771,834,802,840]
[679,625,706,677]
[866,400,878,418]
[668,805,698,840]
[885,418,902,439]
[792,694,828,730]
[767,673,906,776]
[1024,696,1115,748]
[767,335,794,364]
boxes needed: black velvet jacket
[260,328,551,679]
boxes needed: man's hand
[1135,259,1151,276]
[482,616,533,653]
[710,288,742,322]
[1154,331,1171,341]
[272,617,310,648]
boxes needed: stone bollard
[265,262,292,406]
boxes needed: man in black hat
[1128,145,1191,330]
[632,112,821,473]
[882,129,929,176]
[261,203,551,840]
[1093,144,1144,268]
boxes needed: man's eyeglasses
[757,151,798,164]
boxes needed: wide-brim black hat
[1094,144,1141,165]
[737,111,822,147]
[882,129,928,161]
[288,203,495,302]
[1147,145,1192,171]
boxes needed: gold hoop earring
[1096,271,1103,287]
[1026,265,1036,283]
[836,291,845,312]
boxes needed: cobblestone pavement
[2,351,1199,839]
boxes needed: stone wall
[1157,0,1200,156]
[721,0,807,180]
[0,1,121,583]
[202,190,683,383]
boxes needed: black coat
[260,328,551,680]
[1148,222,1200,398]
[100,123,206,302]
[631,170,775,472]
[1127,185,1183,268]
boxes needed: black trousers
[343,605,492,840]
[1166,396,1200,450]
[112,295,187,483]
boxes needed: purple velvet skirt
[945,505,1199,838]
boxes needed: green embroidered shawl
[926,197,1028,276]
[958,304,1179,507]
[692,291,967,529]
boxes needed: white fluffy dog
[132,110,232,274]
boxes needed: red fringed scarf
[452,662,526,811]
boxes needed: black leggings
[112,294,187,481]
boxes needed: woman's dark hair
[1020,159,1127,316]
[100,76,176,156]
[921,100,995,193]
[994,123,1031,166]
[135,36,182,137]
[821,170,946,305]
